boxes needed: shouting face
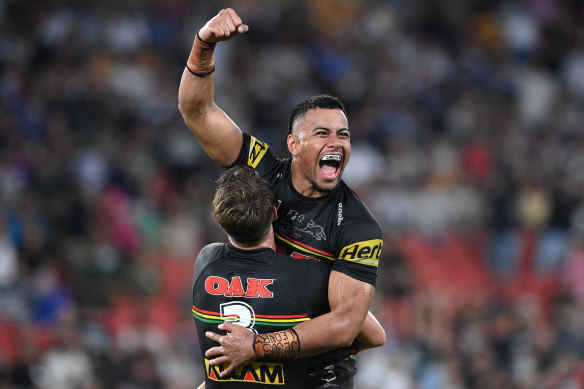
[287,108,351,197]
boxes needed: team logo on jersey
[205,276,274,298]
[287,210,305,223]
[299,220,326,241]
[205,358,285,385]
[247,136,269,168]
[339,239,383,267]
[287,210,327,241]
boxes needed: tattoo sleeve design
[253,328,301,359]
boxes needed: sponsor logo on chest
[205,276,275,298]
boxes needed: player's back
[192,243,330,388]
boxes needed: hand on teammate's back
[205,321,256,377]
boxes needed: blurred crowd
[1,0,584,388]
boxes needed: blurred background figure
[1,0,584,388]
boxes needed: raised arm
[205,271,385,377]
[178,8,248,167]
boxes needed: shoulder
[337,181,382,235]
[194,243,226,280]
[240,133,275,168]
[198,242,225,259]
[232,133,289,182]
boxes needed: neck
[229,227,276,251]
[290,161,331,198]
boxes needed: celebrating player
[179,8,385,388]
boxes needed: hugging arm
[205,270,385,377]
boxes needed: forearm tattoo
[253,328,301,359]
[186,33,216,77]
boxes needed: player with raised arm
[179,8,385,388]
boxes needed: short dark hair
[212,166,275,246]
[288,94,346,135]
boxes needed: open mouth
[319,154,342,179]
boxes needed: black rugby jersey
[230,132,383,286]
[192,243,329,388]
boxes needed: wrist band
[186,32,216,77]
[196,32,214,45]
[186,66,215,77]
[253,328,301,359]
[290,328,301,359]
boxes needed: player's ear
[272,206,278,221]
[287,134,299,156]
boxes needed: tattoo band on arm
[186,33,216,77]
[253,328,301,359]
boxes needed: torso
[192,243,330,388]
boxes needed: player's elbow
[177,99,187,117]
[177,98,211,136]
[352,323,386,352]
[177,87,209,121]
[177,96,200,119]
[370,326,386,348]
[337,335,357,348]
[335,317,364,347]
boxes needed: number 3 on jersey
[220,301,258,333]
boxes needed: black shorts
[305,357,357,389]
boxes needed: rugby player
[179,8,385,388]
[193,166,331,387]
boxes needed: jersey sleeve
[228,132,284,184]
[333,205,383,286]
[193,243,224,284]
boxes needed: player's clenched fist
[199,8,249,44]
[185,8,248,77]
